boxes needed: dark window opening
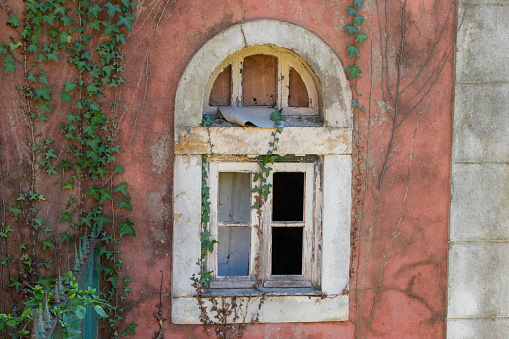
[209,65,231,106]
[271,227,303,275]
[243,54,277,106]
[272,172,304,221]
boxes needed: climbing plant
[193,109,284,338]
[0,0,136,337]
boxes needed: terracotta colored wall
[0,0,455,337]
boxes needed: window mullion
[232,54,242,107]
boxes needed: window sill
[172,292,349,324]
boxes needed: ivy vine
[0,0,136,337]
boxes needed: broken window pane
[243,54,277,106]
[271,227,303,275]
[218,172,251,222]
[288,68,309,107]
[218,227,250,276]
[209,64,232,106]
[272,172,304,222]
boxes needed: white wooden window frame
[207,161,318,289]
[203,45,319,116]
[172,19,352,324]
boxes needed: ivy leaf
[122,0,135,10]
[117,13,135,32]
[114,183,128,196]
[102,21,120,36]
[119,197,132,211]
[9,204,22,217]
[88,4,102,18]
[99,189,113,204]
[59,211,72,223]
[105,2,122,17]
[61,91,73,102]
[346,45,360,59]
[94,214,112,233]
[59,231,72,243]
[354,0,364,9]
[64,80,76,92]
[35,85,51,101]
[3,55,17,73]
[347,64,363,80]
[7,278,22,290]
[344,24,359,36]
[355,33,368,46]
[119,218,135,237]
[113,164,124,174]
[61,180,74,190]
[347,6,358,16]
[87,185,101,200]
[353,15,364,26]
[42,237,55,250]
[7,14,20,27]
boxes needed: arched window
[204,46,319,117]
[172,19,352,324]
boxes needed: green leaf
[114,183,128,196]
[353,15,364,26]
[61,180,74,190]
[119,218,135,237]
[344,24,359,36]
[94,305,108,318]
[9,204,22,216]
[35,85,51,101]
[59,231,72,243]
[113,164,124,174]
[7,278,22,290]
[61,91,73,102]
[42,237,55,250]
[346,64,363,80]
[7,14,20,27]
[3,55,17,73]
[117,13,135,32]
[60,211,72,223]
[355,33,368,46]
[94,214,112,232]
[346,45,360,59]
[8,42,22,51]
[105,3,122,17]
[347,6,358,16]
[102,21,120,36]
[75,305,87,319]
[88,4,102,18]
[354,0,364,9]
[64,80,76,92]
[119,197,132,211]
[99,190,113,204]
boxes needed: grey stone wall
[448,2,509,338]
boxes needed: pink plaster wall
[0,0,455,337]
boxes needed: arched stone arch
[175,19,351,135]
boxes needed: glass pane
[209,65,231,106]
[243,54,277,106]
[218,227,250,276]
[272,172,304,221]
[271,227,303,275]
[218,172,251,222]
[288,68,309,107]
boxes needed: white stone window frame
[173,19,352,324]
[203,45,319,116]
[207,161,318,289]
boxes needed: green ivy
[0,0,136,337]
